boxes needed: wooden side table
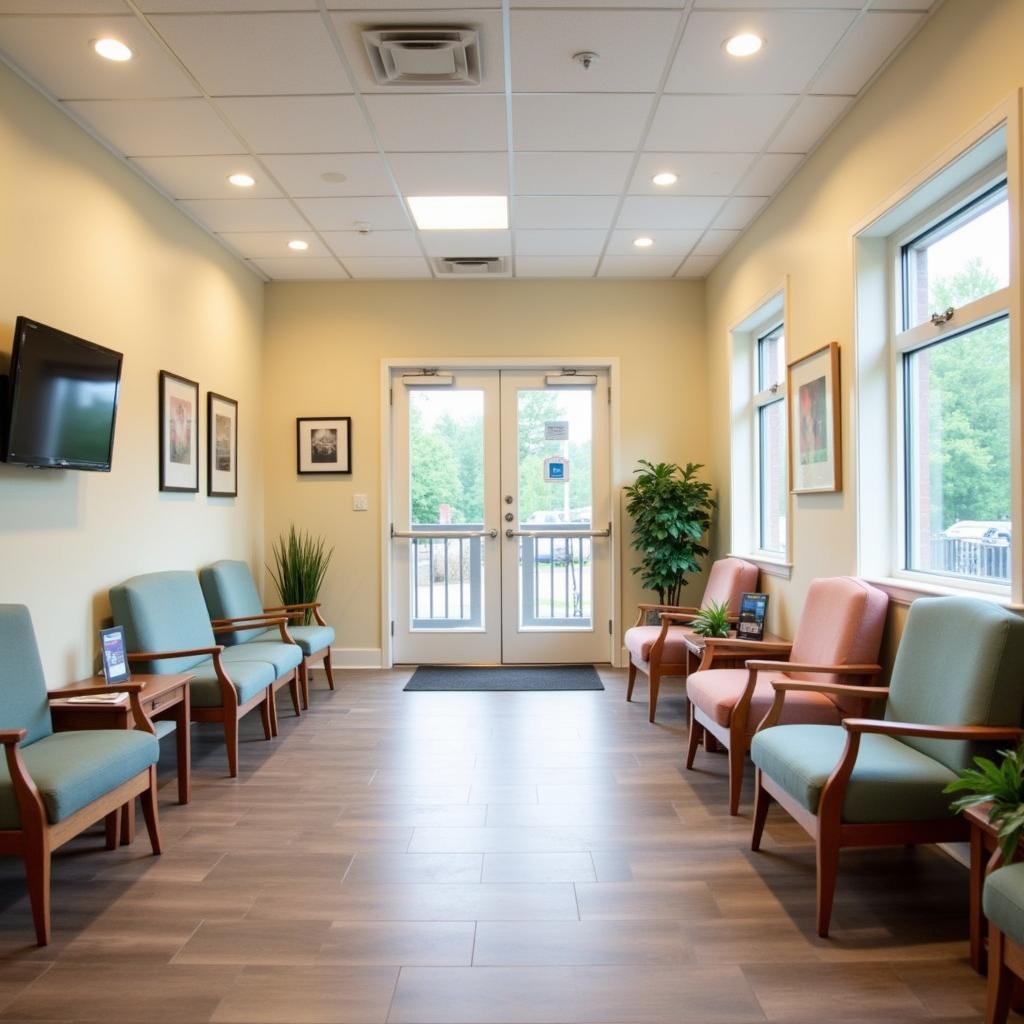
[50,673,193,842]
[966,802,1002,974]
[682,630,786,668]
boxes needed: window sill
[865,575,1022,610]
[729,553,792,581]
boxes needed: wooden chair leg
[816,825,841,938]
[727,739,745,816]
[299,661,310,710]
[626,661,637,702]
[704,732,720,753]
[23,828,51,947]
[987,926,1013,1024]
[105,807,122,850]
[289,672,301,717]
[648,669,662,723]
[139,766,163,856]
[269,686,280,738]
[751,771,771,851]
[685,708,703,770]
[323,649,335,691]
[259,692,273,740]
[225,712,240,778]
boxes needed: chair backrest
[0,605,52,746]
[110,571,217,676]
[199,560,264,646]
[700,557,759,616]
[886,596,1024,773]
[788,576,889,714]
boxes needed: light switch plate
[353,493,369,511]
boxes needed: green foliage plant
[624,461,716,606]
[690,600,732,639]
[945,744,1024,863]
[268,526,333,625]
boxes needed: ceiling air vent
[434,256,507,276]
[362,27,481,87]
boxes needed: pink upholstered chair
[686,576,889,814]
[625,557,759,722]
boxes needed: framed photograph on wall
[159,371,199,493]
[788,342,841,493]
[207,392,238,498]
[297,417,351,475]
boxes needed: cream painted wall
[0,63,265,683]
[263,280,708,661]
[704,0,1023,646]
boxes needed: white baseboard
[326,647,383,669]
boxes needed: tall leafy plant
[268,526,333,625]
[624,461,715,606]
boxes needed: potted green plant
[624,460,716,607]
[690,600,732,639]
[945,744,1024,863]
[268,526,334,625]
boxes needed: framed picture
[99,625,131,685]
[297,417,351,475]
[207,392,238,498]
[736,593,769,642]
[159,371,199,493]
[788,341,842,493]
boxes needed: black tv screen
[2,317,123,471]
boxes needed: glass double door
[391,368,611,665]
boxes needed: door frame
[379,356,622,669]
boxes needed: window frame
[753,321,787,558]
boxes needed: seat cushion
[188,656,276,708]
[624,625,692,667]
[199,560,265,645]
[750,723,959,823]
[233,638,303,677]
[282,624,335,658]
[0,730,159,829]
[984,864,1024,948]
[688,668,842,735]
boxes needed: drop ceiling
[0,0,936,281]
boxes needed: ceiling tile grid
[0,0,935,280]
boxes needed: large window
[895,180,1011,588]
[755,324,787,555]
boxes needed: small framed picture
[99,625,131,685]
[207,392,238,498]
[788,341,842,493]
[737,593,769,642]
[159,370,199,493]
[297,417,351,475]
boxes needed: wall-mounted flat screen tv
[1,316,123,471]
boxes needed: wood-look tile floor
[0,668,1007,1022]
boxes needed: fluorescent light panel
[407,195,508,231]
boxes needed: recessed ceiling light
[724,33,763,58]
[287,239,309,251]
[227,172,255,188]
[652,172,678,187]
[407,195,508,231]
[633,237,654,249]
[93,37,132,62]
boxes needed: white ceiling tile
[364,94,507,152]
[513,93,653,151]
[812,12,924,95]
[253,257,348,279]
[217,96,375,153]
[390,152,508,196]
[514,152,632,195]
[691,228,740,256]
[647,94,795,153]
[713,195,768,230]
[676,254,719,277]
[330,10,505,94]
[0,2,128,12]
[736,152,802,195]
[329,0,497,7]
[629,152,753,196]
[868,0,933,9]
[693,0,866,8]
[667,10,855,94]
[323,230,422,258]
[420,230,510,257]
[218,231,329,258]
[606,229,699,256]
[180,198,307,232]
[510,10,681,93]
[295,196,412,230]
[343,257,431,279]
[599,255,681,277]
[64,98,242,155]
[512,0,684,6]
[141,1,315,11]
[515,229,607,256]
[515,196,618,231]
[260,154,395,198]
[515,256,598,277]
[768,94,852,153]
[131,155,281,199]
[617,195,723,230]
[149,13,351,97]
[0,15,199,100]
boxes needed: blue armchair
[0,605,161,945]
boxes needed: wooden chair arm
[658,612,700,624]
[128,646,223,662]
[756,677,888,733]
[697,638,792,673]
[214,617,294,645]
[746,662,883,678]
[2,730,46,835]
[0,729,27,747]
[263,602,321,612]
[843,719,1024,742]
[211,612,284,625]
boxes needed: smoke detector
[573,51,599,70]
[362,27,481,86]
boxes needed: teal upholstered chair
[199,559,335,710]
[983,863,1024,1024]
[750,596,1024,937]
[110,571,302,777]
[0,605,161,945]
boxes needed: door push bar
[390,525,498,540]
[504,523,612,539]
